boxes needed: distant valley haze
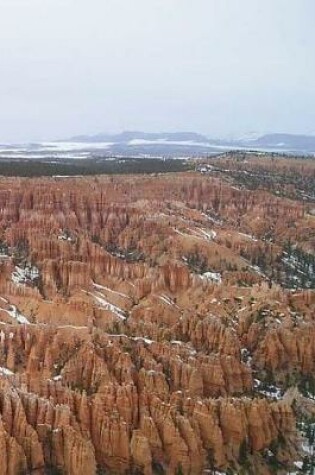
[1,131,315,160]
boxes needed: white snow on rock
[58,234,73,242]
[238,232,258,242]
[0,300,31,325]
[91,291,126,320]
[133,337,154,345]
[174,227,217,243]
[254,379,282,400]
[201,212,223,226]
[2,305,31,325]
[107,334,155,345]
[53,375,62,381]
[173,228,187,237]
[159,295,172,306]
[93,282,132,300]
[0,367,14,376]
[200,271,222,284]
[203,471,227,475]
[158,294,178,307]
[12,265,39,285]
[198,228,217,240]
[249,264,267,278]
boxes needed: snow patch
[58,233,73,242]
[12,265,39,286]
[0,305,30,325]
[200,271,222,284]
[133,336,154,345]
[158,294,178,307]
[238,232,258,242]
[199,228,217,240]
[0,367,14,376]
[91,291,126,320]
[254,379,282,399]
[93,282,132,300]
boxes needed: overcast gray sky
[0,0,314,142]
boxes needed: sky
[0,0,314,142]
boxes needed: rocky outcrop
[0,173,313,473]
[0,323,301,474]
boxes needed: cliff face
[0,328,297,475]
[0,173,313,474]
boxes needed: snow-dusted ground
[193,228,217,241]
[107,334,155,345]
[282,251,315,288]
[41,141,114,152]
[12,265,39,286]
[200,271,222,284]
[93,282,132,300]
[58,233,73,242]
[0,304,30,325]
[1,135,312,162]
[241,348,253,367]
[52,375,62,381]
[202,471,227,475]
[133,336,154,345]
[238,232,258,242]
[201,212,223,226]
[0,141,114,160]
[174,227,217,243]
[253,379,282,400]
[291,419,315,474]
[128,139,220,148]
[0,367,14,376]
[158,294,179,308]
[89,290,127,320]
[199,228,217,240]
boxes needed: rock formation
[0,169,313,474]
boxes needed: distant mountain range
[65,131,315,156]
[69,131,209,144]
[0,132,315,161]
[240,133,315,152]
